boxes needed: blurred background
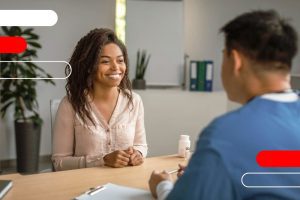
[0,0,300,173]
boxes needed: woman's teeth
[107,74,121,79]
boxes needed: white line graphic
[241,172,300,188]
[0,10,58,26]
[0,61,71,80]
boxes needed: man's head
[220,10,298,103]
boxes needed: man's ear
[231,49,243,75]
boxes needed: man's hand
[148,170,172,198]
[103,150,131,168]
[177,163,186,178]
[126,147,144,166]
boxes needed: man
[149,10,300,199]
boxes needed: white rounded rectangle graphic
[0,10,58,26]
[241,172,300,188]
[0,61,71,80]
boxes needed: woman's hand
[126,147,144,166]
[103,150,131,168]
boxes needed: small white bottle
[178,135,191,158]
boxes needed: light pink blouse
[51,91,147,171]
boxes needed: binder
[197,61,206,91]
[0,180,12,199]
[204,60,213,91]
[189,61,198,91]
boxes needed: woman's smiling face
[94,43,126,88]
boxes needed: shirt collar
[260,91,299,102]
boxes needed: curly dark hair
[220,10,298,71]
[65,28,132,125]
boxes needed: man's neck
[241,73,291,104]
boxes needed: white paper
[74,183,152,200]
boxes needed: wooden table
[0,155,187,200]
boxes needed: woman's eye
[118,59,124,63]
[101,60,109,64]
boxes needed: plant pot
[14,121,41,174]
[132,79,146,90]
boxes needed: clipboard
[74,183,152,200]
[0,180,12,199]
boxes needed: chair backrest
[49,99,61,172]
[50,99,61,134]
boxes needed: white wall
[291,75,300,89]
[184,0,300,91]
[0,0,116,159]
[126,0,184,86]
[136,90,227,156]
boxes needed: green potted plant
[132,49,151,89]
[0,26,55,173]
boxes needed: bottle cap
[180,135,190,140]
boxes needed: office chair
[50,99,61,172]
[50,99,61,133]
[40,99,61,173]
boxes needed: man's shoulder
[199,104,254,146]
[208,107,245,130]
[209,100,262,130]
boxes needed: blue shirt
[163,93,300,200]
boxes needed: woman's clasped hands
[103,147,143,168]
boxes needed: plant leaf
[1,26,10,35]
[10,26,22,36]
[27,41,42,48]
[23,28,34,34]
[0,101,14,117]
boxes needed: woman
[51,28,147,171]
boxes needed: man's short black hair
[220,10,298,71]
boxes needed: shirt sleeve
[164,132,239,200]
[157,180,174,200]
[51,97,104,171]
[133,95,148,157]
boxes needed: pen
[167,169,179,174]
[87,185,106,196]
